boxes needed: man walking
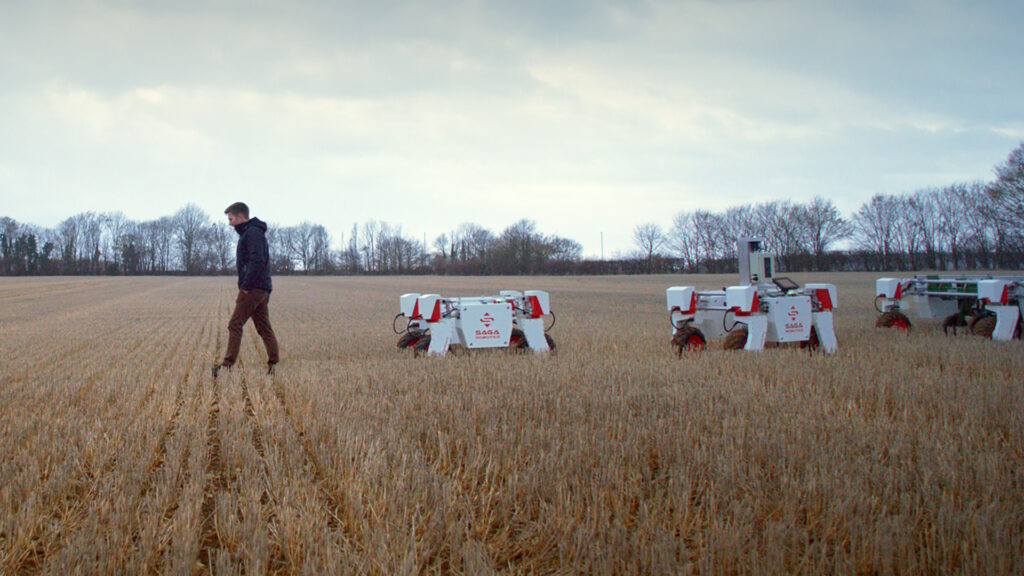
[213,202,280,377]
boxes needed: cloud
[1,0,1022,257]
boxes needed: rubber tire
[413,334,446,355]
[971,315,997,339]
[941,314,966,336]
[800,327,820,352]
[545,333,556,351]
[672,326,706,355]
[511,330,556,351]
[397,330,424,349]
[723,328,748,351]
[510,328,526,349]
[876,311,912,331]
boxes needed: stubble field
[0,273,1021,575]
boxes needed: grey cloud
[1,0,1021,256]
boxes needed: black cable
[545,311,557,332]
[873,295,886,313]
[670,314,683,330]
[392,313,407,334]
[723,308,741,333]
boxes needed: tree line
[633,142,1024,273]
[0,208,585,276]
[3,143,1022,276]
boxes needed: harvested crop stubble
[0,273,1021,575]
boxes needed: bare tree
[668,211,702,271]
[987,141,1024,237]
[548,236,583,262]
[490,219,551,274]
[117,221,145,274]
[800,196,851,269]
[172,204,210,273]
[724,205,758,249]
[454,223,493,262]
[360,220,381,273]
[101,211,129,273]
[80,212,103,273]
[751,200,805,268]
[902,190,942,269]
[852,194,900,270]
[886,196,918,269]
[141,217,175,273]
[267,225,294,273]
[206,222,234,273]
[935,184,971,269]
[960,181,998,268]
[750,202,780,253]
[690,210,729,270]
[310,224,332,273]
[57,215,79,272]
[431,233,449,260]
[288,222,317,272]
[375,222,396,272]
[343,222,361,273]
[633,222,665,273]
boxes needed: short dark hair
[224,202,249,217]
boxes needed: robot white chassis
[875,275,1023,340]
[396,290,554,356]
[666,239,839,354]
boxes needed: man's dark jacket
[234,217,273,292]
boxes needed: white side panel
[804,283,838,309]
[812,311,838,353]
[518,318,550,353]
[499,290,523,301]
[427,320,455,356]
[979,279,1009,305]
[742,316,768,350]
[986,304,1021,341]
[666,286,696,312]
[400,293,420,317]
[524,290,550,316]
[726,285,758,312]
[876,278,901,298]
[417,294,443,322]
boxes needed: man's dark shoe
[212,363,230,378]
[267,363,276,375]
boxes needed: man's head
[225,202,249,227]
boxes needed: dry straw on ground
[0,274,1021,575]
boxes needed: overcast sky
[1,0,1021,257]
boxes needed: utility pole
[601,232,604,261]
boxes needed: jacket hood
[234,217,268,235]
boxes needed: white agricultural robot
[875,275,1023,340]
[394,290,555,356]
[666,238,839,355]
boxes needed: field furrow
[0,275,1020,575]
[196,363,228,574]
[239,372,291,574]
[266,370,366,560]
